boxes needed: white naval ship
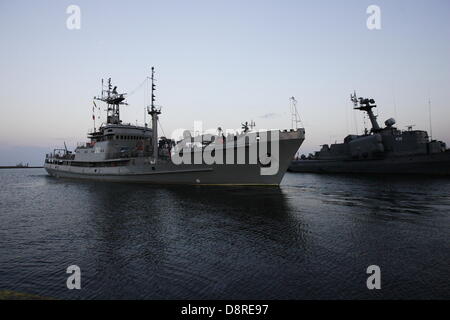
[44,68,305,185]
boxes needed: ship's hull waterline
[45,131,304,185]
[289,152,450,175]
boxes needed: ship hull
[288,152,450,175]
[45,130,304,185]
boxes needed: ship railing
[45,153,75,161]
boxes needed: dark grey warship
[289,92,450,175]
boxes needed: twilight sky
[0,0,449,165]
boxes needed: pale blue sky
[1,0,449,164]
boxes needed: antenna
[147,66,162,163]
[290,96,302,129]
[151,66,156,109]
[393,94,398,120]
[92,102,96,132]
[350,91,359,134]
[144,107,147,127]
[428,95,433,141]
[108,78,112,99]
[350,91,358,106]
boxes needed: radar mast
[351,91,381,132]
[94,78,128,125]
[290,97,302,130]
[147,67,161,163]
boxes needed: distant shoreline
[0,166,43,169]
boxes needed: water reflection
[54,180,311,299]
[283,173,450,217]
[2,170,449,299]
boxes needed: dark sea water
[0,168,449,299]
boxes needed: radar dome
[385,118,396,127]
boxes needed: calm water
[0,168,449,299]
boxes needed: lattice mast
[290,96,302,130]
[94,78,127,125]
[147,67,161,163]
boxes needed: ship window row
[115,135,144,140]
[59,161,130,167]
